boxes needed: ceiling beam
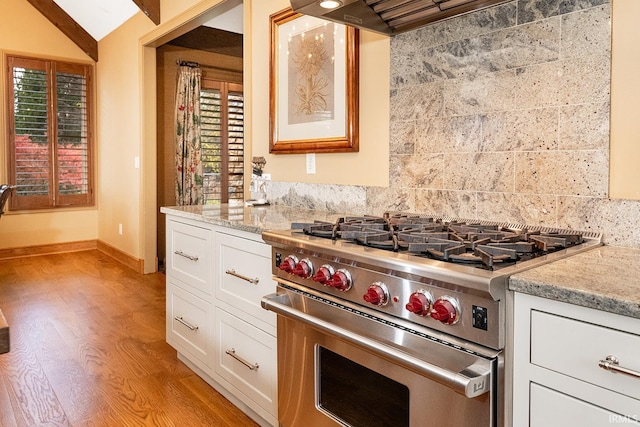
[132,0,161,25]
[25,0,98,62]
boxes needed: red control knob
[278,255,298,274]
[312,264,334,285]
[405,291,433,316]
[328,269,352,292]
[430,297,461,325]
[292,258,314,279]
[363,282,389,306]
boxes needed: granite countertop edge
[509,279,640,319]
[509,245,640,320]
[161,205,266,234]
[160,204,345,236]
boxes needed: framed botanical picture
[269,7,359,154]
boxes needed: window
[200,79,244,205]
[6,55,94,210]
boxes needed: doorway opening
[143,0,244,271]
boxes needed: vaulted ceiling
[27,0,244,62]
[26,0,160,62]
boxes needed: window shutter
[55,64,92,205]
[227,88,244,202]
[6,55,94,210]
[9,58,53,208]
[200,80,244,205]
[200,87,223,203]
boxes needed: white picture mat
[276,16,347,141]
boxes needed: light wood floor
[0,250,259,427]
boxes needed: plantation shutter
[200,80,244,204]
[227,85,244,202]
[55,63,91,206]
[9,57,53,208]
[6,55,94,210]
[200,84,223,203]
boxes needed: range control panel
[273,248,503,350]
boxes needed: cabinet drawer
[216,231,276,327]
[531,310,640,400]
[166,282,213,371]
[167,219,213,297]
[530,383,639,426]
[214,307,276,416]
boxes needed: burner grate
[291,212,596,270]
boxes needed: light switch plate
[306,153,316,174]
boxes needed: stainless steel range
[261,212,602,427]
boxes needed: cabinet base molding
[177,353,276,427]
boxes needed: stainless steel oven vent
[290,0,510,35]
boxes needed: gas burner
[385,212,438,227]
[292,220,336,238]
[338,218,388,240]
[292,212,587,270]
[404,225,583,269]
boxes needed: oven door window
[317,346,410,427]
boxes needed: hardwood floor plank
[0,374,21,427]
[16,317,108,426]
[0,325,71,426]
[180,374,259,427]
[142,373,242,427]
[0,250,261,427]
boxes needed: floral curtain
[175,65,203,205]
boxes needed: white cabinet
[216,230,276,333]
[165,215,277,427]
[166,218,213,299]
[166,282,213,371]
[165,218,214,375]
[512,292,640,426]
[213,228,277,425]
[214,306,277,416]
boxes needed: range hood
[290,0,509,35]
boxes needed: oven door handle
[261,292,492,399]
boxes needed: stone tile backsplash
[268,0,640,248]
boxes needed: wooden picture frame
[269,7,359,154]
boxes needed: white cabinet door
[166,281,213,372]
[530,383,640,427]
[166,218,213,299]
[214,306,277,418]
[216,231,276,330]
[531,310,640,400]
[512,293,640,427]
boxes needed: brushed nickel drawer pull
[225,348,259,371]
[598,355,640,379]
[174,316,199,331]
[175,250,199,262]
[225,269,260,284]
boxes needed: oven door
[262,281,501,427]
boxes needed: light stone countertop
[160,203,344,235]
[509,245,640,319]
